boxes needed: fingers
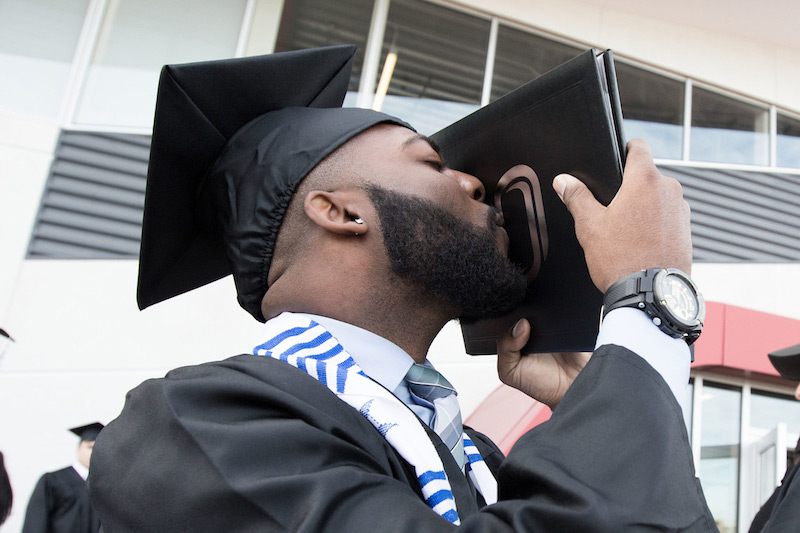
[552,138,693,292]
[497,318,530,361]
[552,139,655,212]
[553,173,601,216]
[620,139,655,183]
[496,319,529,385]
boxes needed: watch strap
[602,270,655,318]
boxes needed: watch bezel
[652,268,706,330]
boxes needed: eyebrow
[402,133,443,158]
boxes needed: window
[750,389,800,439]
[273,0,375,101]
[615,62,684,160]
[0,0,89,118]
[777,112,800,169]
[490,26,581,102]
[372,0,490,135]
[691,86,770,166]
[699,382,741,533]
[72,0,247,128]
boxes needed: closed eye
[426,160,446,172]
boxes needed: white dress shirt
[298,308,690,419]
[72,460,89,480]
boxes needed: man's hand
[497,318,590,409]
[496,140,691,407]
[553,139,693,293]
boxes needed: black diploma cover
[431,49,626,354]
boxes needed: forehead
[310,123,443,192]
[349,124,439,155]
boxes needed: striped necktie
[404,363,464,469]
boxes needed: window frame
[49,0,800,172]
[690,371,799,532]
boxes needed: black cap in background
[69,422,104,442]
[768,343,800,381]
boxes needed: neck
[263,276,454,363]
[347,311,448,364]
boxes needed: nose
[452,170,486,202]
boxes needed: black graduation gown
[749,462,800,532]
[23,466,101,533]
[89,344,716,531]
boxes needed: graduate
[0,451,11,526]
[89,45,715,531]
[23,423,103,533]
[749,344,800,532]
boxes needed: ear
[304,190,370,236]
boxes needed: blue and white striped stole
[252,312,497,525]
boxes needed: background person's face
[77,440,94,468]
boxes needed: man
[0,330,12,525]
[89,45,715,530]
[23,423,103,533]
[749,344,800,532]
[0,451,11,526]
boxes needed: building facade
[2,1,800,531]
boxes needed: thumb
[497,318,530,377]
[498,318,530,356]
[553,173,602,218]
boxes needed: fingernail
[553,175,567,200]
[511,319,524,338]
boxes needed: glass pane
[0,0,89,118]
[691,86,769,165]
[699,383,741,533]
[73,0,247,128]
[777,113,800,168]
[273,0,374,97]
[751,390,800,436]
[374,0,490,135]
[491,26,582,102]
[615,62,684,160]
[759,444,777,505]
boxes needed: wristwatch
[602,268,705,345]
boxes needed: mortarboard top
[69,422,104,442]
[137,45,411,321]
[768,343,800,381]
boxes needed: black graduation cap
[70,422,104,442]
[768,343,800,381]
[137,45,411,321]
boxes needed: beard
[365,185,528,323]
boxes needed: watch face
[655,272,699,325]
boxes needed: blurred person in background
[749,344,800,532]
[0,451,12,526]
[22,423,103,533]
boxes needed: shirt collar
[295,313,415,393]
[72,460,89,480]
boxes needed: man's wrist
[602,268,705,345]
[597,308,691,412]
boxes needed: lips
[490,209,511,255]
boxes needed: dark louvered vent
[26,131,800,263]
[661,165,800,262]
[26,131,150,258]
